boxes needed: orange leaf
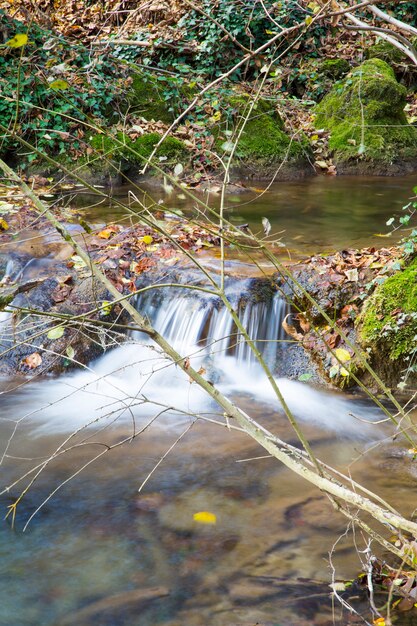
[22,352,42,369]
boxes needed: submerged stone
[314,59,417,174]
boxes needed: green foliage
[0,11,126,164]
[386,192,417,258]
[113,1,327,82]
[392,2,417,27]
[315,59,417,164]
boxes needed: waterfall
[134,281,289,370]
[2,277,383,439]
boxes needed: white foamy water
[1,340,381,440]
[0,288,383,439]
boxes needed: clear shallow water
[2,173,417,625]
[74,172,417,254]
[0,317,397,625]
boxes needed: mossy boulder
[89,131,188,167]
[217,94,313,179]
[314,59,417,174]
[357,261,417,383]
[366,40,417,87]
[320,58,350,80]
[366,41,405,66]
[127,73,196,124]
[128,74,174,123]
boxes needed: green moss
[357,260,417,360]
[130,133,187,161]
[128,74,174,123]
[89,131,187,165]
[314,59,417,164]
[220,94,308,165]
[320,58,350,79]
[366,41,405,66]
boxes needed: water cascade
[134,280,288,369]
[1,278,382,438]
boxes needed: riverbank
[2,5,417,187]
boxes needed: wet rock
[0,258,128,377]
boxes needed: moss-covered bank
[357,260,417,386]
[315,59,417,175]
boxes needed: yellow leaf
[6,33,28,48]
[340,367,349,377]
[334,348,351,363]
[49,79,70,90]
[193,511,216,525]
[210,110,221,123]
[305,15,313,25]
[142,235,153,245]
[0,218,9,230]
[373,618,385,626]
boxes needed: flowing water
[1,174,417,625]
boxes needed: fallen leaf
[193,511,216,525]
[334,348,351,363]
[262,217,271,237]
[344,268,358,282]
[6,33,28,48]
[66,345,75,359]
[49,79,70,90]
[47,326,65,340]
[22,352,42,369]
[282,315,303,341]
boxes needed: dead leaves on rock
[81,217,223,292]
[51,274,73,303]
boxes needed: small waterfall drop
[3,278,383,439]
[134,280,289,369]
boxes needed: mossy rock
[366,40,417,87]
[216,94,311,177]
[126,73,194,124]
[319,58,350,80]
[314,59,417,173]
[357,260,417,363]
[89,131,188,166]
[366,41,406,66]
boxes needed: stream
[1,174,417,625]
